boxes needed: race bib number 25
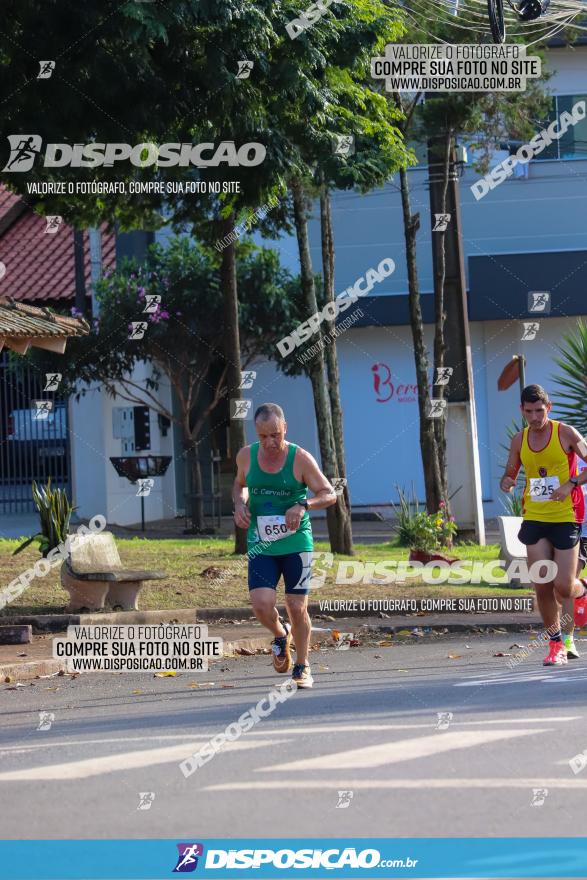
[257,514,296,542]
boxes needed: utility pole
[427,136,485,544]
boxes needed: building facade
[242,44,587,522]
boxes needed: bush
[501,490,523,517]
[393,486,457,551]
[392,484,422,546]
[13,479,75,558]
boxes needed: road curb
[222,634,272,656]
[1,632,272,683]
[1,658,67,682]
[1,618,548,683]
[4,603,539,632]
[3,609,200,633]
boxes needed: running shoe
[564,634,580,660]
[574,580,587,628]
[271,619,292,673]
[543,640,568,666]
[292,663,314,689]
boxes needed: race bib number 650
[257,514,296,542]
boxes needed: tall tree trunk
[188,441,205,532]
[319,186,353,555]
[431,129,452,513]
[290,177,344,553]
[398,165,443,513]
[219,213,247,554]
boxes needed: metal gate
[0,351,70,513]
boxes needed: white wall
[70,363,177,526]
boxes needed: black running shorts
[518,520,580,550]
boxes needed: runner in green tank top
[246,441,313,556]
[233,403,337,689]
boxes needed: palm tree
[551,318,587,436]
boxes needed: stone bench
[496,515,531,587]
[60,531,166,612]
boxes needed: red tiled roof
[0,297,90,338]
[0,185,116,303]
[0,187,22,215]
[0,297,90,355]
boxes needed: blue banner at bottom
[0,838,586,879]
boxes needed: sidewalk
[0,512,501,543]
[92,515,502,545]
[0,612,543,682]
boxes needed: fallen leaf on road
[493,628,507,634]
[373,654,382,659]
[44,686,59,691]
[319,665,329,671]
[17,652,27,657]
[221,684,235,689]
[493,652,512,657]
[6,683,26,689]
[131,689,143,695]
[4,676,12,683]
[38,671,60,679]
[154,671,177,677]
[236,647,255,656]
[509,644,524,649]
[448,654,462,659]
[378,641,393,647]
[57,670,65,676]
[397,630,412,637]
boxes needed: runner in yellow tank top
[501,385,587,666]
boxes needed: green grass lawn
[0,537,532,616]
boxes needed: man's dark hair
[521,384,550,405]
[254,402,285,422]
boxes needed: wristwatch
[570,476,580,487]
[297,498,309,510]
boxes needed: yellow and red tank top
[520,420,585,523]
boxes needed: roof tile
[0,185,116,303]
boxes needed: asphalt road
[1,632,587,842]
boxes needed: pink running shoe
[543,640,568,666]
[574,580,587,628]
